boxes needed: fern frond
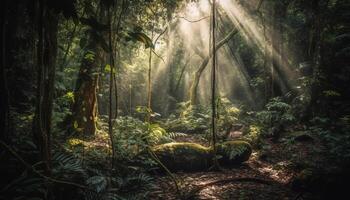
[167,132,188,139]
[52,151,86,177]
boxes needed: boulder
[152,142,211,171]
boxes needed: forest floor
[148,133,323,200]
[149,158,297,199]
[65,125,327,199]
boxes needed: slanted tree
[189,28,238,105]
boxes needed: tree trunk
[72,50,98,135]
[270,2,282,98]
[108,6,115,165]
[189,28,238,105]
[32,0,58,174]
[72,40,101,135]
[305,0,322,119]
[0,0,10,142]
[211,0,218,168]
[261,2,271,102]
[269,1,292,99]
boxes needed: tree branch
[257,0,265,11]
[174,54,194,92]
[176,16,209,23]
[190,28,239,104]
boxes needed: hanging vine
[211,0,219,169]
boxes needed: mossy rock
[216,141,252,165]
[152,142,211,171]
[152,140,252,171]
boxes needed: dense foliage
[1,0,349,199]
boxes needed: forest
[1,0,350,199]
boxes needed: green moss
[216,141,252,165]
[152,142,211,171]
[152,141,252,171]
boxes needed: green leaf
[87,176,107,192]
[64,91,75,102]
[73,121,79,129]
[84,51,95,62]
[105,64,111,72]
[135,106,152,114]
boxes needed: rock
[152,140,252,171]
[152,142,211,171]
[216,141,252,165]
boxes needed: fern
[224,145,247,160]
[0,170,46,200]
[52,151,86,178]
[116,173,153,189]
[87,176,108,192]
[84,173,154,200]
[167,132,188,139]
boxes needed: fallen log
[151,140,252,171]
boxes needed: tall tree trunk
[211,0,218,168]
[108,6,115,165]
[259,2,271,103]
[189,28,238,105]
[147,22,154,122]
[0,0,10,142]
[72,31,103,135]
[32,0,58,174]
[113,0,126,119]
[72,3,109,136]
[270,2,282,98]
[165,5,178,114]
[72,46,100,135]
[305,0,322,119]
[269,1,291,99]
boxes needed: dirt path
[149,151,297,200]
